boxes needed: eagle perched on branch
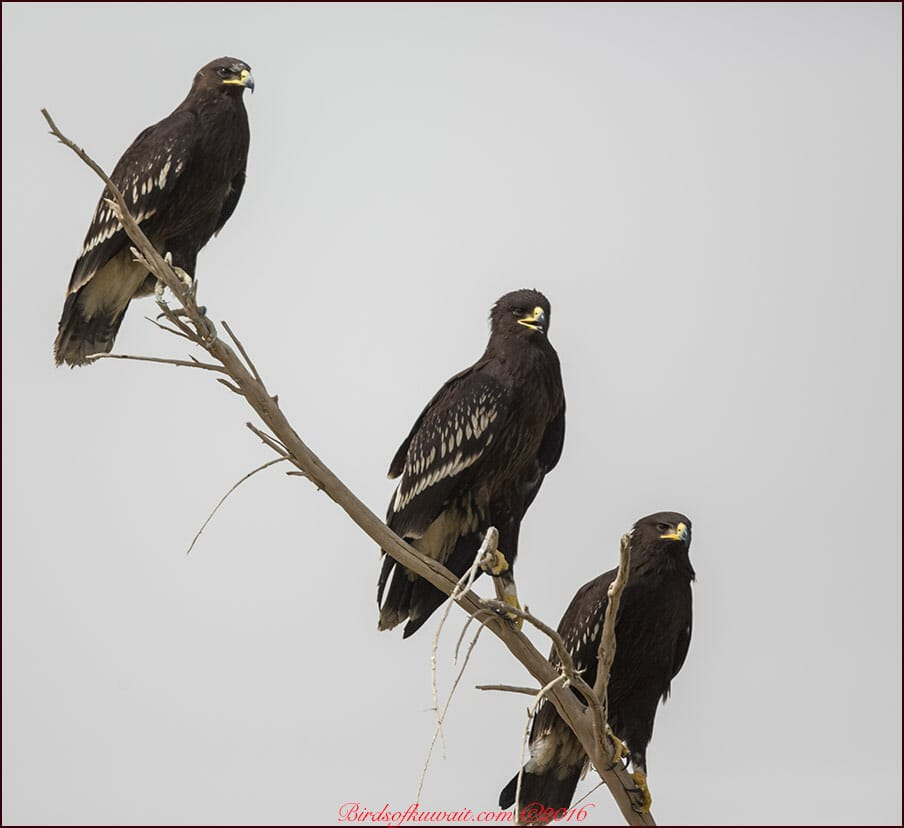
[53,57,254,367]
[499,512,695,821]
[378,289,566,638]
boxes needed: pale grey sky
[2,3,901,825]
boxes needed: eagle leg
[154,253,215,342]
[155,252,195,304]
[161,251,194,290]
[490,568,523,630]
[628,769,652,814]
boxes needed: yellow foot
[501,593,523,630]
[605,727,629,768]
[629,770,652,814]
[480,547,510,576]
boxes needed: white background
[3,3,901,825]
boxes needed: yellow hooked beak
[660,522,689,542]
[224,68,255,92]
[517,306,547,333]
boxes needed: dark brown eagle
[499,511,695,821]
[378,289,566,638]
[53,57,254,367]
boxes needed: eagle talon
[628,770,652,814]
[498,594,523,630]
[174,266,193,291]
[480,548,510,577]
[199,317,218,344]
[606,729,629,766]
[162,251,194,291]
[154,306,215,344]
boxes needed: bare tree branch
[143,315,198,342]
[245,423,290,458]
[423,527,502,774]
[222,320,262,382]
[186,458,288,555]
[44,109,655,826]
[418,621,487,801]
[593,533,632,758]
[217,378,244,396]
[90,352,228,372]
[474,684,540,696]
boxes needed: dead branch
[186,458,288,555]
[90,352,228,372]
[474,684,540,696]
[245,423,290,458]
[144,315,198,341]
[593,533,632,758]
[418,622,487,801]
[44,109,655,826]
[424,527,501,773]
[222,320,262,381]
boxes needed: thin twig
[425,529,497,769]
[474,684,540,696]
[222,320,261,382]
[142,315,197,342]
[479,599,598,710]
[152,306,201,342]
[217,378,244,395]
[245,423,290,457]
[479,599,575,691]
[574,779,607,807]
[89,352,228,372]
[416,622,487,802]
[151,293,209,343]
[453,613,477,665]
[420,528,500,795]
[186,458,287,555]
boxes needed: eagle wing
[530,570,615,739]
[387,364,510,539]
[538,403,566,473]
[667,604,693,700]
[66,111,196,296]
[214,168,246,236]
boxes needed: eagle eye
[655,523,671,533]
[217,67,232,78]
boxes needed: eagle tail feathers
[498,768,582,824]
[54,294,128,367]
[377,554,415,632]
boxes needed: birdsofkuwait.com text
[337,801,596,824]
